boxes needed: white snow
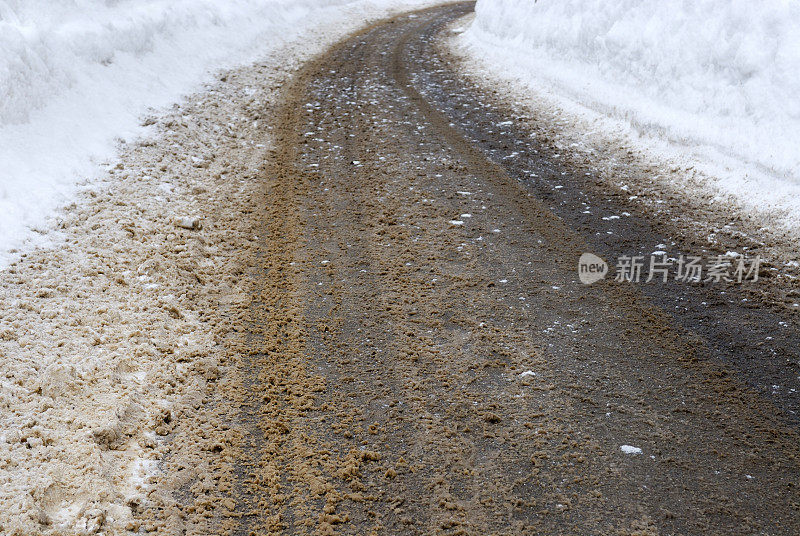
[0,0,432,268]
[459,0,800,228]
[620,444,643,455]
[175,216,201,231]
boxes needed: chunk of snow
[175,217,202,230]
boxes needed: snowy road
[139,3,800,534]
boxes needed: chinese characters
[614,254,760,283]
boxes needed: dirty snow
[0,1,438,534]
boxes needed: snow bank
[0,0,417,267]
[461,0,800,221]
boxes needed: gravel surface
[190,4,797,534]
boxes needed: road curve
[175,4,800,535]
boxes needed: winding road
[201,4,800,534]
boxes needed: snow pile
[0,0,397,267]
[460,0,800,220]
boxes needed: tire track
[222,4,800,535]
